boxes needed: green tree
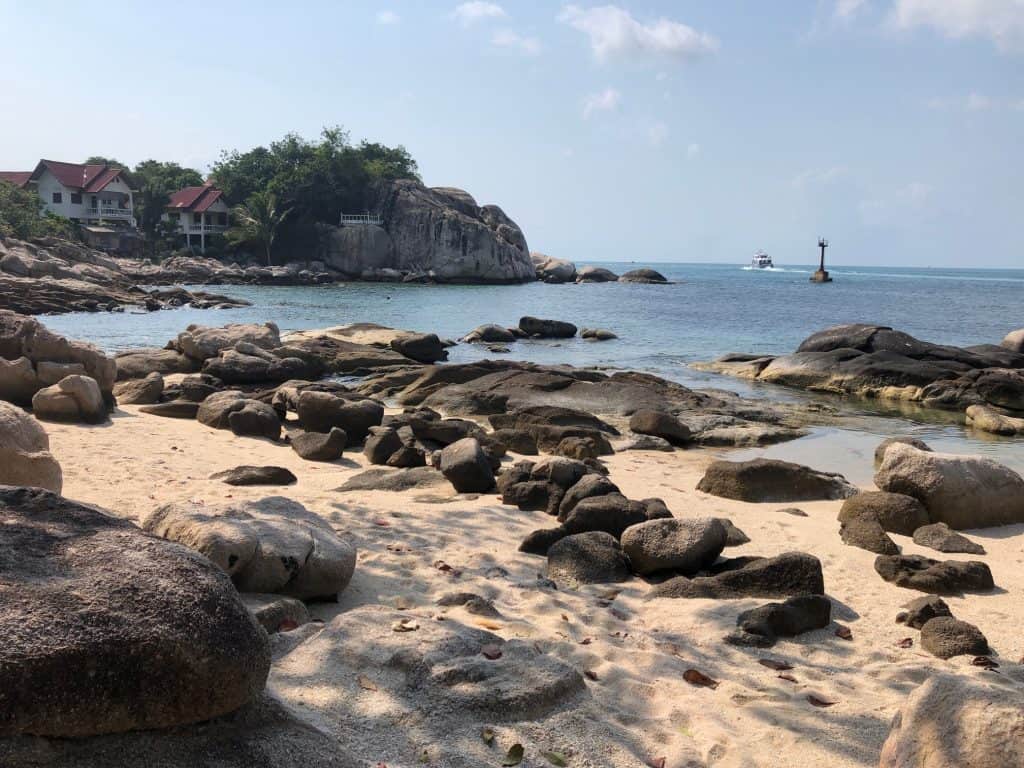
[226,191,291,265]
[131,160,203,252]
[84,156,126,169]
[0,181,77,240]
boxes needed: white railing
[184,224,228,234]
[340,213,382,226]
[90,207,132,218]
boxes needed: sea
[40,262,1024,483]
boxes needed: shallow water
[38,261,1024,475]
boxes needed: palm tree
[227,191,291,265]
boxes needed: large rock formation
[0,487,269,737]
[319,180,534,283]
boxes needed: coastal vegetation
[0,180,78,240]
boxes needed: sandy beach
[40,401,1022,768]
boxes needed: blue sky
[1,1,1021,267]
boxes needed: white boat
[750,250,773,269]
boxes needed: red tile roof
[167,182,224,213]
[0,171,32,187]
[29,160,130,192]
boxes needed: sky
[1,1,1022,267]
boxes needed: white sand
[44,406,1023,768]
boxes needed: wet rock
[0,401,62,492]
[31,374,107,423]
[581,327,618,341]
[919,617,990,659]
[112,372,163,405]
[874,555,994,595]
[840,517,900,555]
[620,517,727,576]
[0,487,269,737]
[519,316,577,339]
[241,593,311,633]
[138,401,200,419]
[296,391,383,441]
[439,437,495,493]
[965,403,1024,435]
[696,458,856,502]
[879,672,1024,768]
[619,268,668,284]
[874,437,933,467]
[875,443,1024,529]
[838,491,931,536]
[895,595,953,629]
[209,466,298,486]
[912,522,986,555]
[725,595,832,647]
[547,531,631,586]
[628,409,691,445]
[463,323,516,343]
[143,496,356,600]
[290,427,346,461]
[363,426,403,465]
[227,401,281,441]
[650,552,825,599]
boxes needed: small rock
[912,522,986,555]
[547,532,631,586]
[840,517,900,555]
[896,595,953,629]
[209,466,298,486]
[874,555,994,595]
[725,594,832,647]
[920,617,990,659]
[290,427,346,461]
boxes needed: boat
[750,250,773,269]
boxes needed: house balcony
[88,206,133,219]
[183,223,229,234]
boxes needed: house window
[193,213,202,224]
[217,212,227,226]
[168,213,180,222]
[91,196,97,209]
[52,192,62,204]
[70,192,82,204]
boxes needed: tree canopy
[131,160,204,246]
[0,181,77,240]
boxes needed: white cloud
[792,166,850,189]
[835,0,869,20]
[927,91,996,110]
[376,9,400,25]
[582,87,621,119]
[967,91,993,110]
[648,121,669,146]
[453,1,506,26]
[687,143,701,158]
[558,4,718,61]
[492,29,542,55]
[891,0,1024,53]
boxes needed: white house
[0,160,136,227]
[162,182,230,253]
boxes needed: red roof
[28,160,130,192]
[0,171,31,187]
[167,182,224,213]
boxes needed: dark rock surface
[290,427,346,461]
[838,491,931,536]
[620,517,727,575]
[874,555,995,595]
[696,459,857,502]
[546,531,631,586]
[650,552,825,599]
[919,617,990,659]
[439,437,495,493]
[840,517,900,555]
[209,466,298,486]
[896,595,953,629]
[912,522,986,555]
[725,595,832,647]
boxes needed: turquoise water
[39,261,1024,476]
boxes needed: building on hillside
[0,160,136,227]
[162,182,230,253]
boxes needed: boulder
[912,522,986,555]
[896,595,953,629]
[290,428,346,461]
[874,437,932,467]
[553,435,602,460]
[227,401,281,441]
[546,531,631,586]
[557,473,620,520]
[363,426,403,465]
[875,443,1024,529]
[142,496,356,600]
[838,491,931,536]
[725,595,832,647]
[619,268,668,284]
[919,617,990,659]
[114,348,197,381]
[576,265,619,282]
[490,428,538,455]
[113,372,163,405]
[719,518,751,546]
[562,493,650,538]
[519,316,577,339]
[177,373,223,402]
[296,391,383,441]
[879,672,1024,768]
[839,517,900,555]
[874,555,994,595]
[1001,327,1024,353]
[175,322,281,362]
[628,409,691,445]
[620,517,727,575]
[581,327,618,341]
[209,466,298,486]
[965,403,1024,435]
[439,437,495,493]
[197,390,248,429]
[463,323,516,343]
[389,333,447,364]
[531,252,577,283]
[0,487,269,737]
[650,552,825,599]
[31,374,107,423]
[0,401,62,492]
[696,458,856,502]
[138,401,200,419]
[386,444,426,467]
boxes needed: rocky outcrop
[0,401,62,492]
[619,268,669,284]
[532,252,577,283]
[0,487,269,737]
[319,180,534,283]
[0,310,116,407]
[142,496,356,600]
